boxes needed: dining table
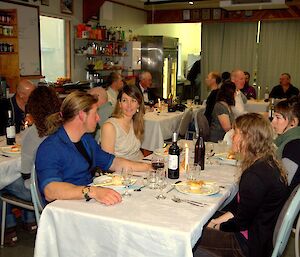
[0,135,22,190]
[245,99,269,113]
[141,105,205,152]
[34,143,238,257]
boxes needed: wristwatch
[82,186,92,201]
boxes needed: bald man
[136,71,158,105]
[88,86,113,142]
[0,79,36,135]
[231,69,248,118]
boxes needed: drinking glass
[205,142,215,165]
[151,155,165,171]
[186,163,201,181]
[121,168,133,197]
[155,168,167,200]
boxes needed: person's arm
[100,122,116,154]
[218,114,232,132]
[109,157,152,173]
[208,212,234,230]
[44,182,122,205]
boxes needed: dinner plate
[175,181,220,196]
[93,175,137,188]
[154,148,168,157]
[213,153,237,166]
[1,145,21,155]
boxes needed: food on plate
[187,180,205,189]
[227,151,236,160]
[111,175,123,185]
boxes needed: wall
[135,23,201,79]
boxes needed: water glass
[121,168,133,197]
[186,163,201,181]
[155,168,167,199]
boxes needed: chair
[271,185,300,257]
[194,109,210,141]
[295,214,300,257]
[0,165,44,247]
[177,108,193,138]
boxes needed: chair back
[177,108,193,138]
[272,184,300,257]
[30,165,45,224]
[194,109,209,141]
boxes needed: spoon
[172,196,206,207]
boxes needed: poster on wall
[61,0,73,14]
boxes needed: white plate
[154,148,168,157]
[1,146,21,155]
[175,181,220,196]
[93,175,136,188]
[213,153,237,166]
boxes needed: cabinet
[0,9,19,91]
[123,41,141,70]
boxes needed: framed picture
[183,10,190,21]
[41,0,49,6]
[201,9,210,20]
[61,0,73,14]
[213,9,221,20]
[192,9,200,20]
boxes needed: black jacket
[220,157,288,257]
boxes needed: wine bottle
[168,132,180,179]
[268,98,275,121]
[194,129,205,170]
[6,110,16,145]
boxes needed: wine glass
[121,168,133,197]
[155,168,167,200]
[151,155,165,171]
[205,142,215,165]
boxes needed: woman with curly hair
[194,113,288,257]
[0,86,61,245]
[209,81,236,142]
[100,84,145,160]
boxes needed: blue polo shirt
[35,126,115,202]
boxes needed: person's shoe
[23,222,37,234]
[4,228,18,246]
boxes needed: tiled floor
[0,224,297,257]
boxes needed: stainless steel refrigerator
[137,36,178,99]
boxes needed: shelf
[75,37,126,44]
[0,52,17,55]
[0,22,17,26]
[0,35,17,39]
[75,53,126,57]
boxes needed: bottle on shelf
[268,98,275,121]
[6,110,16,145]
[194,129,205,170]
[168,132,180,179]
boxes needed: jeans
[0,177,35,228]
[193,227,247,257]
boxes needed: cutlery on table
[1,154,11,158]
[134,185,146,191]
[172,196,208,206]
[166,180,182,194]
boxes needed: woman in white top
[100,85,145,161]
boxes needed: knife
[1,154,11,158]
[166,180,182,194]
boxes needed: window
[40,16,68,82]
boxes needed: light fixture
[189,1,194,4]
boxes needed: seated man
[88,86,113,142]
[35,91,151,205]
[231,69,247,118]
[0,79,35,135]
[270,73,299,99]
[241,71,256,100]
[106,72,124,110]
[136,71,158,105]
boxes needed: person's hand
[90,186,122,205]
[207,219,220,230]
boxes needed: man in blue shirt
[36,91,150,206]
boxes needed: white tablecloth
[0,136,21,190]
[141,111,184,151]
[34,164,238,257]
[245,100,269,113]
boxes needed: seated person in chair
[36,91,150,205]
[0,86,61,246]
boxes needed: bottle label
[168,155,178,170]
[6,125,15,138]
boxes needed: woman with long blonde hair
[100,85,145,160]
[194,113,288,257]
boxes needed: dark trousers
[193,228,247,257]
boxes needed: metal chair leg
[1,201,7,247]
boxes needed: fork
[172,196,207,207]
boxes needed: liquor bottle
[168,132,180,179]
[268,98,275,121]
[194,129,205,170]
[6,110,16,145]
